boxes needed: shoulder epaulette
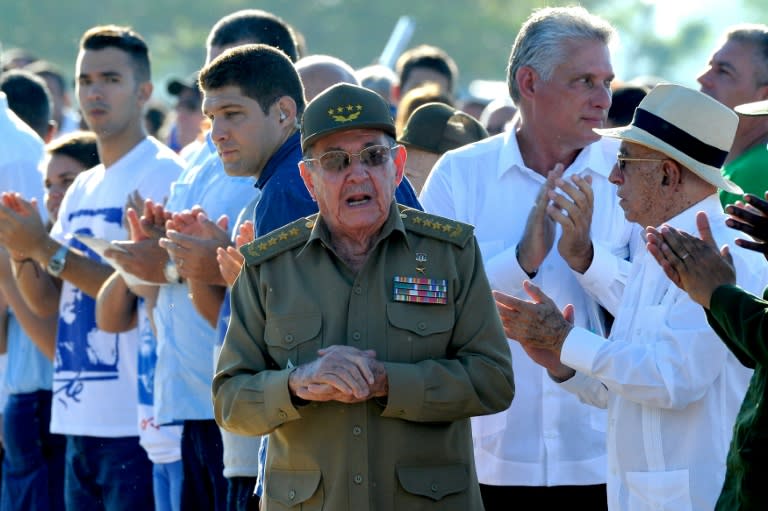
[398,205,474,247]
[240,215,317,265]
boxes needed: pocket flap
[386,302,454,336]
[265,313,322,348]
[396,464,468,501]
[266,469,322,506]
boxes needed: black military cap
[167,72,199,96]
[398,102,488,154]
[301,83,395,152]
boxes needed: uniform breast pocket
[386,303,455,362]
[264,313,322,368]
[265,469,323,510]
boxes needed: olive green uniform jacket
[707,284,768,511]
[213,203,515,510]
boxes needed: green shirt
[720,143,768,208]
[706,284,768,511]
[214,203,515,510]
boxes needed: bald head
[296,54,358,102]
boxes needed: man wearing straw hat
[644,95,768,510]
[493,83,768,510]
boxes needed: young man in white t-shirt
[0,25,182,510]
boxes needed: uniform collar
[300,201,406,258]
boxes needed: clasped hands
[288,345,388,403]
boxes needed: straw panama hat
[734,98,768,116]
[594,83,742,194]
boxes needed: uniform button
[352,332,361,341]
[354,286,362,295]
[284,334,294,344]
[352,425,362,436]
[353,474,363,484]
[431,483,439,492]
[417,322,426,330]
[278,410,288,419]
[288,489,296,500]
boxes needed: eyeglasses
[304,144,399,173]
[616,155,667,172]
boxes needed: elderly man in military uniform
[213,83,515,510]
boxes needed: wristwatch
[46,245,69,277]
[163,260,182,284]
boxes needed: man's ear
[137,81,153,105]
[393,144,406,185]
[661,159,682,189]
[516,66,538,100]
[275,96,298,125]
[391,83,401,105]
[298,161,316,200]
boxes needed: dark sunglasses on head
[304,144,399,173]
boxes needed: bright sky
[610,0,749,86]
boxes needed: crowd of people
[0,5,766,511]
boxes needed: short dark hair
[79,25,151,82]
[199,43,305,116]
[25,60,67,95]
[46,130,100,169]
[607,84,649,127]
[207,9,299,63]
[0,69,52,138]
[396,45,458,94]
[725,24,768,87]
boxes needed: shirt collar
[255,131,302,190]
[497,129,617,181]
[656,193,723,230]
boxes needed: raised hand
[517,164,565,276]
[160,210,231,285]
[725,192,768,261]
[549,173,595,273]
[217,220,254,287]
[107,208,169,284]
[0,193,49,260]
[493,280,573,354]
[646,211,735,308]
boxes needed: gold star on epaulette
[259,242,269,251]
[432,221,443,231]
[278,232,289,240]
[268,238,278,246]
[442,224,453,233]
[412,217,422,225]
[246,244,260,256]
[449,224,464,238]
[289,227,300,236]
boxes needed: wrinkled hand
[549,173,594,273]
[0,193,50,260]
[646,211,735,309]
[217,221,254,287]
[288,345,387,403]
[493,280,573,355]
[725,192,768,261]
[517,164,565,275]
